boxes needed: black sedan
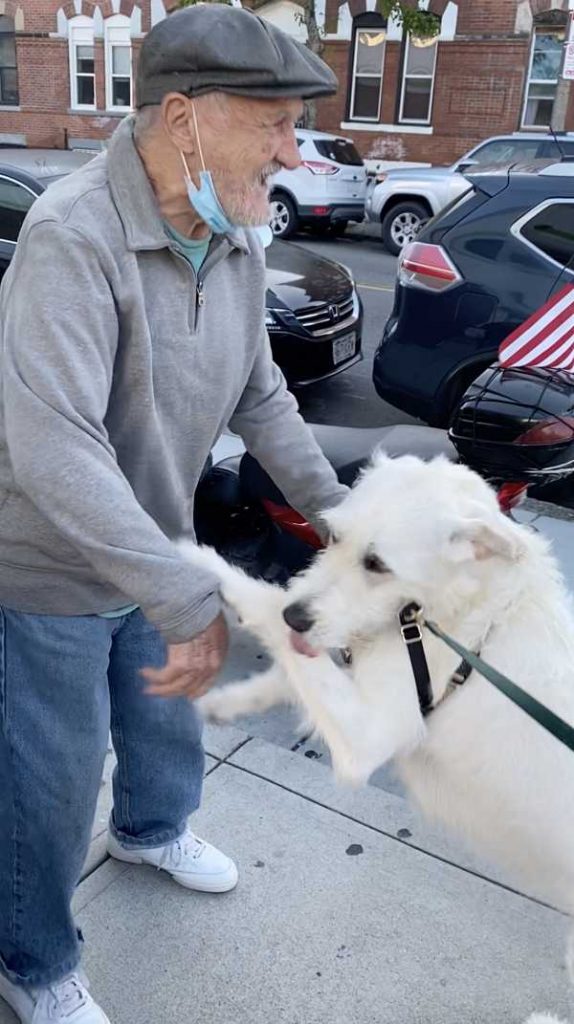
[0,152,362,388]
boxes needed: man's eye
[363,553,390,574]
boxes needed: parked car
[372,158,574,426]
[270,128,367,240]
[0,151,363,387]
[366,132,574,255]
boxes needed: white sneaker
[0,970,110,1023]
[107,826,238,893]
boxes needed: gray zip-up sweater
[0,117,347,642]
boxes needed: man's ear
[447,517,524,563]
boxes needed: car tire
[270,193,298,239]
[381,201,429,256]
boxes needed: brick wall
[317,1,574,166]
[0,1,146,149]
[3,0,574,163]
[456,0,519,36]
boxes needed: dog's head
[284,454,526,654]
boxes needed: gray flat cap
[136,5,337,107]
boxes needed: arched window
[522,10,567,127]
[105,15,133,112]
[0,16,19,107]
[348,13,387,122]
[69,15,96,110]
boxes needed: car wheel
[270,194,298,239]
[382,202,429,256]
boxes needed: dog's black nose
[283,601,314,633]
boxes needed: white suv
[270,129,367,239]
[365,131,574,255]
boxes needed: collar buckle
[401,620,423,645]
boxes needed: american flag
[498,284,574,371]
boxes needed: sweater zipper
[195,280,205,330]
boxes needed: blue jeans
[0,607,204,988]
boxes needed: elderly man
[0,7,347,1023]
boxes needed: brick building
[2,0,574,165]
[313,0,574,166]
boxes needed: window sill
[0,106,21,112]
[67,108,129,117]
[340,121,434,135]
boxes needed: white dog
[182,454,574,1022]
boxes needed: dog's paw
[197,688,240,724]
[331,754,371,789]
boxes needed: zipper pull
[197,284,204,307]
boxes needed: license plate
[333,332,356,366]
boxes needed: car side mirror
[456,159,478,173]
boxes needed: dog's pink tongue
[289,630,320,658]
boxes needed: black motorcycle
[195,365,574,582]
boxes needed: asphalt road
[288,226,418,428]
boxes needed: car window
[467,139,541,166]
[538,139,574,158]
[313,139,363,166]
[520,202,574,267]
[0,177,36,242]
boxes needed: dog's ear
[447,517,523,563]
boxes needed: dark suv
[373,160,574,426]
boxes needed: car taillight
[515,417,574,446]
[497,482,528,512]
[262,499,324,550]
[302,160,339,175]
[399,242,462,292]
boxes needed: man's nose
[276,129,301,172]
[283,601,315,633]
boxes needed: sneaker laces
[158,828,206,871]
[37,974,90,1020]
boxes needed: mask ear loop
[180,99,206,189]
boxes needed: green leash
[424,618,574,754]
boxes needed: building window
[399,35,437,124]
[522,29,563,128]
[105,16,133,112]
[69,16,96,110]
[0,16,19,107]
[349,26,386,121]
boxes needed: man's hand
[142,613,229,699]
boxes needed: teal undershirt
[164,222,212,275]
[98,224,212,620]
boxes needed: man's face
[191,94,303,226]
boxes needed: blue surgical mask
[180,102,273,247]
[182,162,236,236]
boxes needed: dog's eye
[363,552,390,574]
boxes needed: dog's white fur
[181,454,574,1019]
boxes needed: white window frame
[104,15,133,114]
[521,28,563,129]
[349,27,386,123]
[398,34,438,126]
[69,16,96,112]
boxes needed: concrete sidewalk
[1,505,572,1023]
